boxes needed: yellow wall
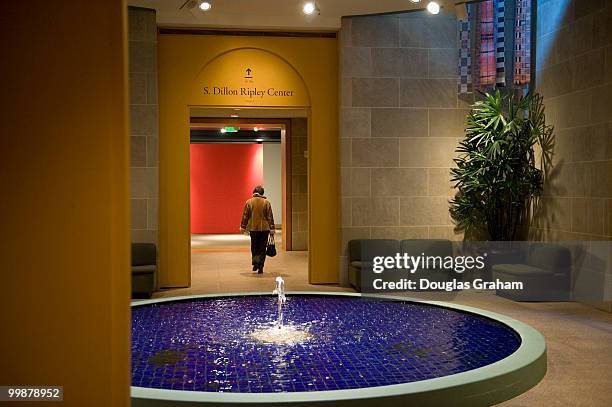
[158,34,338,286]
[191,47,311,107]
[0,1,130,406]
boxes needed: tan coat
[241,193,275,232]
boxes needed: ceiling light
[303,2,317,15]
[199,1,211,11]
[253,127,259,132]
[230,114,239,118]
[220,128,226,134]
[427,1,440,14]
[409,0,421,3]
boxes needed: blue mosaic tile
[131,296,521,392]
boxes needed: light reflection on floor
[191,232,283,251]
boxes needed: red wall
[190,144,263,234]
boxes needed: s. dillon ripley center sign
[195,61,309,107]
[203,86,295,99]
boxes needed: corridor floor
[155,233,352,297]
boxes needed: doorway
[184,110,310,293]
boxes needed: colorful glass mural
[458,0,532,96]
[513,0,532,86]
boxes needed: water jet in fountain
[273,276,286,328]
[249,276,312,345]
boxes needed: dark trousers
[250,231,269,270]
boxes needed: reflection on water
[250,324,313,345]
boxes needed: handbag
[266,234,277,257]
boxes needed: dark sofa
[493,243,571,301]
[348,239,453,292]
[348,239,400,290]
[132,243,157,298]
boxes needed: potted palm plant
[450,90,553,241]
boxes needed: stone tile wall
[129,7,159,244]
[534,0,612,312]
[291,118,308,250]
[339,11,466,283]
[534,0,612,241]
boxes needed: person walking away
[240,185,275,274]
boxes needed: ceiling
[128,0,463,31]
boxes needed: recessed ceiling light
[303,2,317,15]
[409,0,421,3]
[427,1,440,14]
[253,127,259,132]
[199,1,212,11]
[220,128,227,133]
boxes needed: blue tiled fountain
[131,294,524,394]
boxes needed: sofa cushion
[132,243,157,266]
[493,264,550,277]
[132,265,156,275]
[527,243,571,272]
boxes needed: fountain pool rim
[131,292,546,406]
